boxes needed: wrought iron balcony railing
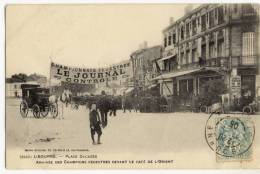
[161,55,258,75]
[231,55,259,67]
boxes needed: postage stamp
[205,113,255,162]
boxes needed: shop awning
[153,68,202,80]
[125,87,134,93]
[153,67,226,80]
[158,55,175,61]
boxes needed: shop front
[236,68,257,109]
[155,67,228,111]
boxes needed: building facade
[130,45,162,91]
[155,4,259,108]
[6,81,38,97]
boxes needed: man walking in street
[109,96,117,116]
[89,103,102,145]
[97,91,110,128]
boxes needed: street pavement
[5,98,260,169]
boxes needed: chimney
[184,4,194,14]
[169,17,174,25]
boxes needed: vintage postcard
[5,4,260,169]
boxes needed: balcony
[205,57,229,68]
[156,57,231,81]
[162,56,258,75]
[175,57,230,72]
[231,55,259,67]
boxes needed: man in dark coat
[89,103,102,145]
[97,91,110,128]
[109,96,117,116]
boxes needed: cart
[19,84,58,118]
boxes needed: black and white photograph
[4,3,260,169]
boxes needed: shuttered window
[242,32,255,65]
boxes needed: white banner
[50,61,132,84]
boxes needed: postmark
[205,113,255,161]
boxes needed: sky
[6,4,199,78]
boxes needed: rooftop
[163,4,210,33]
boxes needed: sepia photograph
[4,3,260,169]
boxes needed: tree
[9,73,28,82]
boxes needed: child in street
[89,103,102,145]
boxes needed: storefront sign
[50,62,132,84]
[230,75,241,97]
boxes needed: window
[186,50,190,64]
[192,48,197,62]
[242,32,255,65]
[180,52,184,65]
[217,39,224,57]
[180,27,184,40]
[209,33,215,43]
[172,33,176,44]
[168,35,172,46]
[241,75,255,100]
[209,10,215,28]
[164,37,167,47]
[201,44,206,59]
[187,79,194,94]
[186,22,190,38]
[209,43,215,58]
[179,79,194,100]
[218,6,224,24]
[233,4,238,13]
[242,4,256,17]
[192,19,197,35]
[164,60,169,71]
[169,58,176,71]
[201,15,206,31]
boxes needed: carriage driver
[89,103,102,145]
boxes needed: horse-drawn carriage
[19,84,58,118]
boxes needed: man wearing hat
[97,91,110,128]
[89,103,102,145]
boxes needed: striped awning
[125,87,134,93]
[153,68,201,80]
[158,55,175,61]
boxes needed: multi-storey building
[130,45,162,91]
[155,4,259,108]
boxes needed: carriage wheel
[50,103,58,118]
[243,106,252,115]
[32,104,41,119]
[40,107,49,117]
[20,101,28,118]
[200,105,208,113]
